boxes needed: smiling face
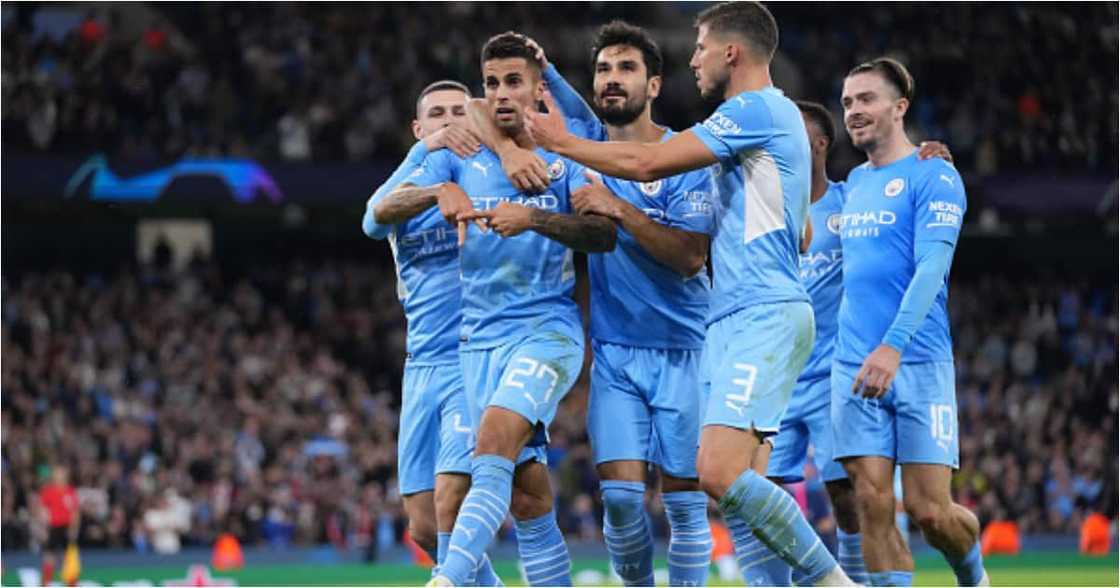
[841,71,908,153]
[689,24,731,101]
[483,57,542,134]
[412,88,470,139]
[593,44,659,126]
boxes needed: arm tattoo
[528,208,616,252]
[374,184,441,225]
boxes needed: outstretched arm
[373,183,441,226]
[526,92,717,182]
[458,202,617,253]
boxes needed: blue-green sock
[726,514,792,586]
[719,470,837,585]
[946,542,984,586]
[434,532,449,575]
[837,530,869,584]
[516,510,572,586]
[662,491,713,586]
[440,455,514,585]
[601,480,654,586]
[869,570,913,586]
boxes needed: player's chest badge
[638,180,662,197]
[884,178,905,198]
[548,159,566,181]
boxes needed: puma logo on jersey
[472,161,490,177]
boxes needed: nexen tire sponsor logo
[701,112,743,137]
[927,200,963,228]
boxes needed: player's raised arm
[526,91,717,182]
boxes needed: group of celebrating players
[361,2,988,586]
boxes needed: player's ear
[411,119,423,140]
[647,75,662,100]
[894,97,910,122]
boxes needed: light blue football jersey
[589,130,716,350]
[798,181,846,381]
[690,87,812,324]
[406,146,589,350]
[835,150,966,364]
[364,141,462,364]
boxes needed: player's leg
[511,458,573,587]
[843,457,912,586]
[433,368,502,586]
[800,374,870,586]
[589,342,655,586]
[896,362,987,587]
[399,364,442,562]
[438,334,583,586]
[697,303,849,586]
[721,440,794,586]
[652,348,712,587]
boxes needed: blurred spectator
[0,3,1114,175]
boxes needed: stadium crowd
[2,3,1116,176]
[2,254,1116,554]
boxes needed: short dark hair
[695,1,778,61]
[481,32,541,74]
[846,57,914,102]
[415,80,471,117]
[796,100,836,150]
[591,20,663,78]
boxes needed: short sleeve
[664,168,716,235]
[912,160,967,249]
[690,92,775,166]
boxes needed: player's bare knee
[904,497,946,533]
[409,518,437,553]
[510,487,551,521]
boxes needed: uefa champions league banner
[2,152,397,205]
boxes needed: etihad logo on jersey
[799,248,842,280]
[398,225,458,256]
[471,194,561,211]
[927,200,963,228]
[826,213,842,235]
[838,210,896,239]
[701,112,742,138]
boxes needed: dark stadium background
[2,2,1117,585]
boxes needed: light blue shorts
[587,341,702,479]
[700,302,815,435]
[831,360,959,468]
[397,362,474,496]
[766,376,847,483]
[460,331,585,465]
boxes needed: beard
[698,70,729,104]
[594,94,645,126]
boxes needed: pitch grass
[6,551,1114,586]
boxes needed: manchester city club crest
[548,159,566,181]
[639,180,663,196]
[827,213,842,234]
[884,178,905,197]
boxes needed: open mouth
[495,107,517,119]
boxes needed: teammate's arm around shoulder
[526,92,719,182]
[363,140,433,238]
[466,99,551,193]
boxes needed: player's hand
[917,140,953,163]
[572,171,623,220]
[425,124,482,158]
[458,202,533,238]
[524,91,570,151]
[497,145,550,193]
[852,344,902,399]
[436,183,483,245]
[523,35,548,69]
